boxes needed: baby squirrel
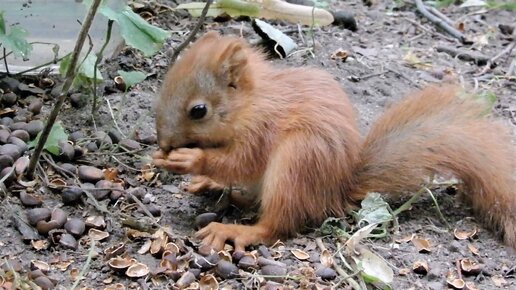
[153,31,515,252]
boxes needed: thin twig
[475,41,516,76]
[414,0,468,44]
[427,6,454,26]
[26,0,103,179]
[14,56,66,76]
[436,46,490,66]
[169,0,213,64]
[70,238,96,290]
[3,48,10,75]
[92,19,114,117]
[315,238,362,290]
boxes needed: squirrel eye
[189,104,207,120]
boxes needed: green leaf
[176,0,260,18]
[59,53,103,89]
[0,11,32,59]
[117,70,146,90]
[91,3,170,56]
[28,123,69,156]
[356,192,393,226]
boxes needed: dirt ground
[0,0,515,289]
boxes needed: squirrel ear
[218,41,248,87]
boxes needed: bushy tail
[355,85,515,247]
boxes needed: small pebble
[216,260,239,279]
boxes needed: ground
[0,0,515,289]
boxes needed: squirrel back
[355,86,516,246]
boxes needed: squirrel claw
[195,222,271,253]
[188,176,224,194]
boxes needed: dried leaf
[355,247,394,285]
[291,249,310,260]
[137,239,152,255]
[412,238,431,253]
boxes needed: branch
[169,0,213,64]
[414,0,469,44]
[25,0,104,179]
[436,46,490,66]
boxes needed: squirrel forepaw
[188,175,224,194]
[153,148,204,175]
[195,222,271,254]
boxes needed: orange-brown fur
[153,31,516,252]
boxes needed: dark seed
[51,208,68,227]
[0,155,14,170]
[29,269,46,279]
[70,93,88,108]
[19,191,43,206]
[258,245,272,258]
[13,114,28,123]
[216,260,239,279]
[33,275,54,290]
[26,120,44,138]
[194,212,218,229]
[59,233,78,249]
[0,129,11,143]
[119,139,141,151]
[58,141,75,162]
[0,117,13,126]
[261,265,287,282]
[0,166,15,183]
[10,130,30,142]
[257,257,287,268]
[94,180,112,200]
[85,141,98,152]
[28,98,43,114]
[9,122,27,131]
[60,163,77,175]
[8,136,27,153]
[64,218,86,236]
[73,145,85,158]
[137,134,157,145]
[176,271,196,288]
[190,253,219,270]
[1,92,18,106]
[93,131,112,147]
[0,77,20,93]
[36,220,61,235]
[0,144,21,160]
[27,208,51,226]
[68,131,84,143]
[238,255,258,270]
[61,187,82,204]
[107,129,123,144]
[78,165,104,182]
[332,11,357,31]
[13,156,29,175]
[316,266,337,280]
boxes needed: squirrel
[153,31,515,252]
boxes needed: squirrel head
[155,31,255,152]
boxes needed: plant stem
[14,56,66,76]
[3,48,10,75]
[169,0,213,64]
[92,19,114,117]
[26,0,103,179]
